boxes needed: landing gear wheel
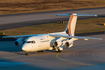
[56,48,61,52]
[25,52,29,55]
[58,49,61,52]
[53,46,55,50]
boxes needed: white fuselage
[22,32,68,52]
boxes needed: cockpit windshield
[27,41,35,43]
[23,41,35,44]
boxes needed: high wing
[49,34,102,40]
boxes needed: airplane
[3,13,102,55]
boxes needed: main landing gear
[56,49,62,52]
[56,47,62,52]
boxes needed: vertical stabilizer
[65,14,77,36]
[56,13,97,36]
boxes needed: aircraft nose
[22,44,31,51]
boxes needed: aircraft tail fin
[56,13,97,36]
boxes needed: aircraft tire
[56,49,61,52]
[25,52,29,55]
[58,49,62,52]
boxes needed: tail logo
[68,14,73,36]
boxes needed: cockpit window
[27,41,35,43]
[32,41,35,43]
[23,41,35,44]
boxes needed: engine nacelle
[53,41,62,47]
[65,41,73,48]
[15,38,24,47]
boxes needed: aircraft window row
[23,41,35,44]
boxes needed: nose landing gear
[25,52,29,55]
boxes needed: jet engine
[65,40,73,48]
[15,38,24,47]
[53,41,62,47]
[53,41,63,52]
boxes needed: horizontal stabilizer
[56,13,97,17]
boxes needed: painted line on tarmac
[23,58,81,65]
[56,53,92,65]
[3,55,78,65]
[4,56,75,64]
[56,45,96,65]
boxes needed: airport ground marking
[23,57,86,65]
[55,45,96,66]
[3,55,76,65]
[23,58,72,64]
[56,53,92,65]
[1,51,84,65]
[56,41,105,65]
